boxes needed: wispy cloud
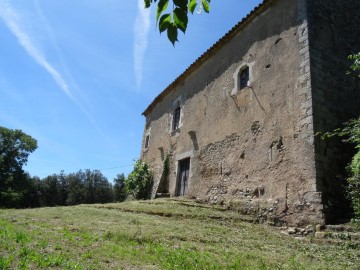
[33,0,92,110]
[133,0,151,89]
[0,1,74,101]
[0,1,112,143]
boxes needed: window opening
[144,135,150,149]
[239,66,249,90]
[173,106,181,131]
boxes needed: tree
[58,170,69,205]
[87,169,114,204]
[0,126,37,208]
[64,169,114,205]
[40,175,62,206]
[126,160,153,199]
[144,0,211,45]
[114,173,127,202]
[66,172,85,205]
[0,127,37,178]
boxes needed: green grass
[0,198,359,269]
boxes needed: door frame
[175,157,191,196]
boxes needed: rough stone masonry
[140,0,360,226]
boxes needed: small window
[239,66,249,90]
[144,135,150,149]
[173,106,181,131]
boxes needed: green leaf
[173,8,188,33]
[201,0,210,13]
[156,0,169,24]
[167,23,178,45]
[159,13,172,33]
[144,0,151,8]
[188,0,197,14]
[174,0,188,10]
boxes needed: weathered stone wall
[141,0,326,226]
[306,0,360,223]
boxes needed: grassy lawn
[0,198,359,269]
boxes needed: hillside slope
[0,198,359,269]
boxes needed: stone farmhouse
[140,0,360,226]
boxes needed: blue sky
[0,0,263,181]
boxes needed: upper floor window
[171,96,183,133]
[173,105,181,131]
[144,135,150,149]
[239,66,249,90]
[231,62,254,96]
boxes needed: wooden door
[176,158,190,196]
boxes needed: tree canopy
[0,126,38,207]
[144,0,211,45]
[0,126,37,177]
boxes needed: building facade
[140,0,360,226]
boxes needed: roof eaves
[142,0,273,116]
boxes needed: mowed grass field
[0,198,359,269]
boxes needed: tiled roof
[142,0,273,116]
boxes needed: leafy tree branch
[348,52,360,78]
[144,0,211,45]
[320,53,360,226]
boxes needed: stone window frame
[143,128,151,151]
[231,61,255,96]
[239,66,250,90]
[170,96,183,134]
[173,105,181,130]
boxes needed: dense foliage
[347,53,360,226]
[0,126,38,208]
[322,118,360,226]
[349,52,360,78]
[321,53,360,226]
[0,126,115,208]
[126,160,153,199]
[0,169,115,208]
[144,0,211,45]
[113,173,127,202]
[40,170,114,206]
[0,125,155,208]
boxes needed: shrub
[348,143,360,226]
[348,52,360,78]
[321,118,360,226]
[126,160,153,200]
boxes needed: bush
[348,52,360,78]
[347,140,360,226]
[322,118,360,226]
[347,53,360,226]
[126,160,153,200]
